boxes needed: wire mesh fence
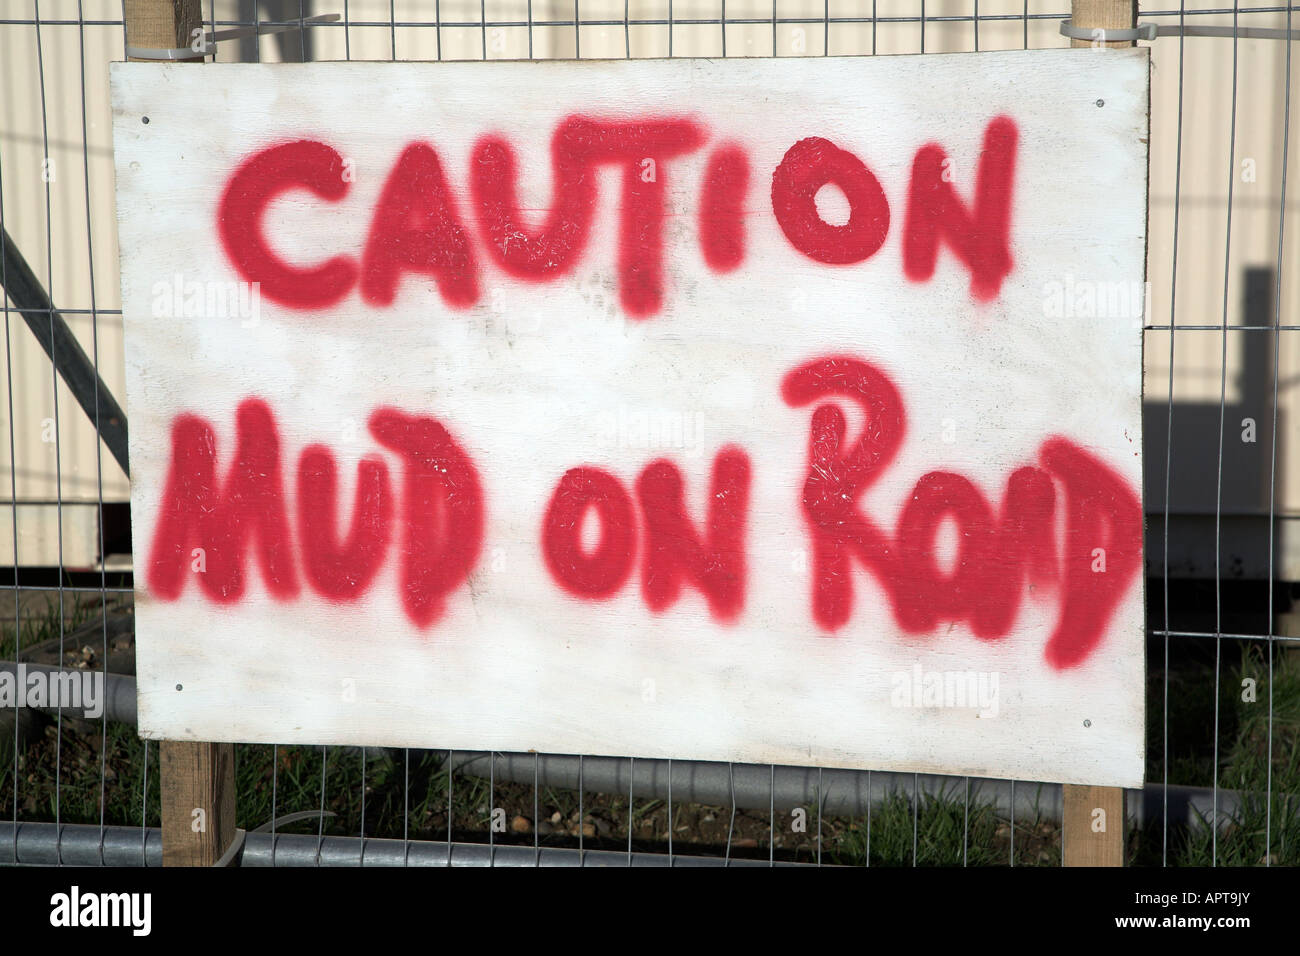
[0,0,1296,866]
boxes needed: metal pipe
[0,822,788,867]
[448,752,1286,830]
[0,661,137,724]
[0,823,162,866]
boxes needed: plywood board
[111,50,1149,786]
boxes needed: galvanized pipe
[0,661,137,724]
[448,752,1277,830]
[0,822,162,866]
[0,822,787,867]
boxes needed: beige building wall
[2,0,1298,569]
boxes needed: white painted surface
[112,51,1148,786]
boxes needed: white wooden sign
[112,50,1149,787]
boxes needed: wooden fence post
[1062,784,1126,866]
[1067,0,1138,49]
[124,0,206,62]
[1060,0,1136,867]
[159,739,237,866]
[123,0,238,867]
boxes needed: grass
[1129,641,1300,865]
[227,747,1050,865]
[0,589,96,661]
[0,734,1062,864]
[1163,642,1299,865]
[2,720,160,830]
[830,786,1059,866]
